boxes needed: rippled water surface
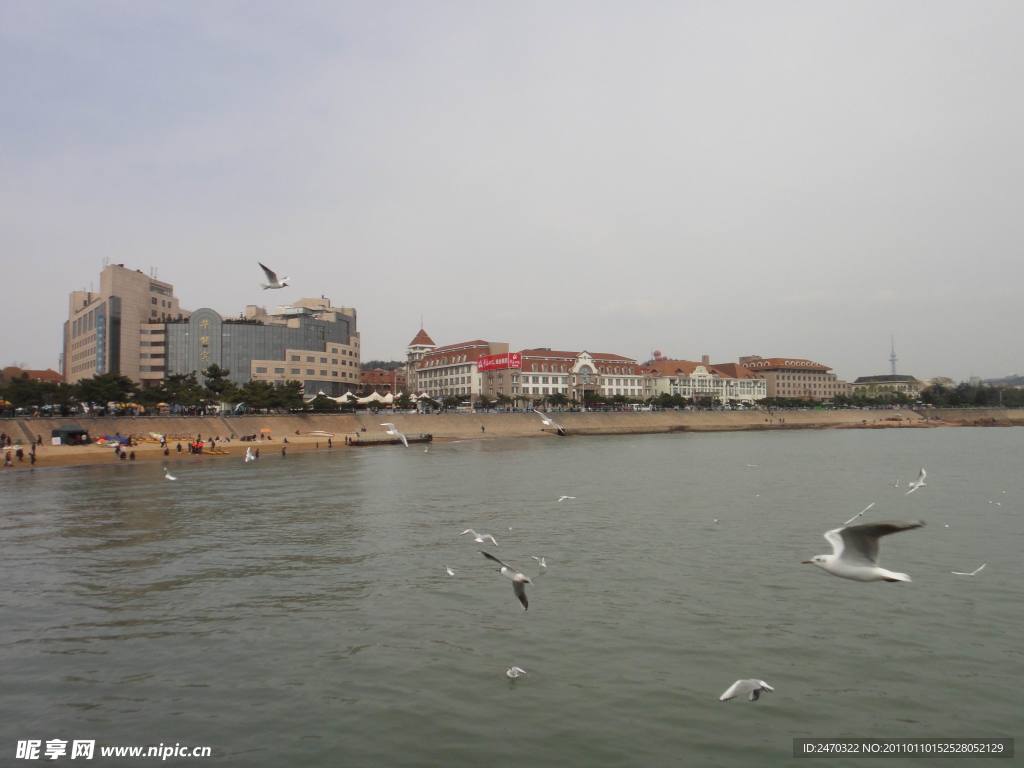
[2,428,1022,766]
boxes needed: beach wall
[9,407,942,443]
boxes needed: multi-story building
[643,356,766,404]
[361,367,408,395]
[164,298,360,396]
[63,263,187,385]
[405,328,436,393]
[738,356,850,401]
[416,340,509,401]
[850,374,922,399]
[478,348,646,403]
[0,367,63,385]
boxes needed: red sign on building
[477,352,522,372]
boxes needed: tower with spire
[889,335,898,376]
[406,323,436,393]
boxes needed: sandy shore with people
[2,407,1022,471]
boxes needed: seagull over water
[803,521,925,582]
[952,563,987,576]
[905,468,927,495]
[481,551,531,610]
[557,495,576,502]
[459,529,498,546]
[843,502,875,526]
[380,423,408,447]
[531,556,547,570]
[258,262,289,290]
[506,666,527,679]
[444,566,455,576]
[163,467,177,481]
[244,446,255,463]
[720,679,774,702]
[533,409,567,435]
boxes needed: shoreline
[2,407,1022,472]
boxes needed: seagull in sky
[163,467,177,481]
[952,563,987,577]
[557,495,576,502]
[506,666,527,679]
[481,551,531,610]
[258,262,289,290]
[459,529,498,546]
[843,502,875,526]
[905,468,927,495]
[720,679,774,702]
[380,423,408,447]
[802,520,925,582]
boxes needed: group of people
[2,432,42,467]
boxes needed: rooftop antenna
[889,335,898,375]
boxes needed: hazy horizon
[3,1,1022,382]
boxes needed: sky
[2,1,1022,382]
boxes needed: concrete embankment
[3,407,1022,471]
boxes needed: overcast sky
[2,1,1021,381]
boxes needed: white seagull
[444,566,455,576]
[802,520,925,582]
[952,563,987,576]
[459,529,498,546]
[380,423,408,447]
[905,468,927,495]
[531,556,547,570]
[506,666,527,679]
[481,551,531,610]
[533,409,567,435]
[258,262,289,290]
[720,679,774,702]
[244,446,255,463]
[163,467,177,481]
[843,502,876,527]
[557,495,576,503]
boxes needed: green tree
[396,392,413,410]
[477,395,494,409]
[76,373,137,407]
[442,395,461,409]
[163,373,204,407]
[548,392,569,407]
[272,380,305,411]
[239,380,276,411]
[202,364,238,403]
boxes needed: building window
[255,367,267,374]
[291,368,300,374]
[306,369,315,375]
[291,355,299,362]
[275,368,285,374]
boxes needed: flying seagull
[952,563,987,577]
[533,409,567,436]
[557,495,576,502]
[258,262,289,290]
[803,520,925,582]
[244,446,255,463]
[481,551,531,610]
[380,423,408,447]
[163,467,177,481]
[530,556,547,570]
[905,468,927,495]
[444,566,455,576]
[506,666,527,679]
[843,502,876,526]
[720,679,774,702]
[459,529,498,546]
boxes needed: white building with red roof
[415,338,509,401]
[642,355,766,404]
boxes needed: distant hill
[360,360,405,371]
[984,374,1024,386]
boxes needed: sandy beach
[2,407,1021,472]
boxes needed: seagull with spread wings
[380,423,408,447]
[905,467,927,495]
[481,551,531,610]
[802,520,925,582]
[258,262,289,290]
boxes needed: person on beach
[119,451,127,461]
[30,452,36,466]
[177,442,182,453]
[328,437,332,448]
[129,451,136,461]
[255,447,260,459]
[4,451,12,467]
[281,446,286,457]
[163,446,169,456]
[16,447,24,462]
